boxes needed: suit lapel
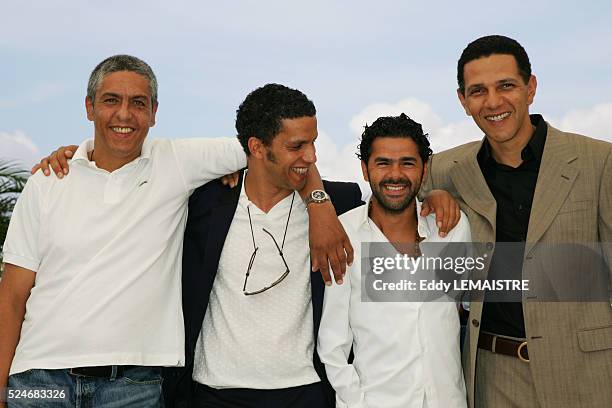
[526,126,578,253]
[202,171,244,288]
[449,141,497,230]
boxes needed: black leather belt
[478,332,530,363]
[69,365,132,378]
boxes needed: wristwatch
[304,189,330,206]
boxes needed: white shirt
[193,179,320,389]
[2,137,246,375]
[317,199,470,408]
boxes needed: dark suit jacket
[163,171,363,407]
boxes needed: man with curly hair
[318,113,471,408]
[165,83,364,408]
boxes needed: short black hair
[457,35,532,94]
[357,113,432,164]
[235,83,316,155]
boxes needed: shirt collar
[477,114,547,167]
[71,138,153,167]
[356,196,432,240]
[72,139,95,163]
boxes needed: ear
[85,96,94,121]
[247,136,265,159]
[150,102,158,127]
[526,75,537,106]
[361,160,370,182]
[457,88,471,116]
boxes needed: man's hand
[308,202,354,286]
[221,171,240,188]
[31,145,78,178]
[420,189,461,237]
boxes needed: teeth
[486,112,510,122]
[292,168,307,175]
[385,185,405,191]
[111,127,134,133]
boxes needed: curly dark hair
[357,113,432,164]
[457,35,532,95]
[235,83,316,155]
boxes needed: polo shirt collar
[72,138,153,167]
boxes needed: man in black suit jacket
[163,84,363,408]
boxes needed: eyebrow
[99,92,149,100]
[466,77,519,92]
[374,156,417,162]
[285,135,317,144]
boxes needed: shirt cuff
[2,252,40,272]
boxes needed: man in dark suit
[163,84,363,408]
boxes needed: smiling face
[362,136,426,213]
[85,70,157,170]
[252,116,317,192]
[458,54,536,151]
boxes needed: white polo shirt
[317,199,470,408]
[2,137,246,375]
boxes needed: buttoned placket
[82,157,147,204]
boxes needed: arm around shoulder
[171,137,247,191]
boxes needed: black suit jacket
[163,171,363,407]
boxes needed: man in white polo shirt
[1,56,358,408]
[0,55,250,407]
[318,114,470,408]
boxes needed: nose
[386,162,403,180]
[484,88,503,110]
[303,144,316,164]
[116,99,132,121]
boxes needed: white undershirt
[318,199,470,408]
[193,179,320,389]
[3,137,246,375]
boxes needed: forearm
[0,264,34,388]
[0,291,26,388]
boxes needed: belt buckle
[517,341,530,363]
[69,367,86,377]
[69,366,116,378]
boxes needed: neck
[244,165,293,213]
[91,144,140,173]
[369,199,419,243]
[488,120,535,168]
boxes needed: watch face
[312,190,326,200]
